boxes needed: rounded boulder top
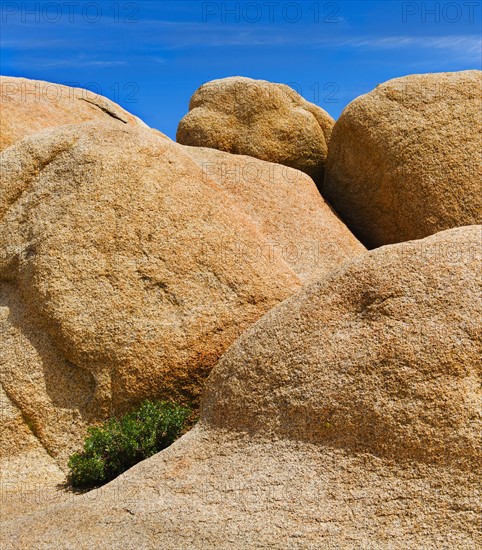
[176,76,335,185]
[323,70,482,248]
[0,76,148,152]
[202,225,482,471]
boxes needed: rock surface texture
[0,76,147,152]
[0,121,301,466]
[0,385,66,521]
[2,226,480,549]
[323,70,482,248]
[183,145,365,282]
[177,77,335,184]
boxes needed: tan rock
[0,384,61,475]
[3,226,480,548]
[323,70,482,248]
[177,77,335,184]
[0,121,300,466]
[203,225,482,471]
[182,145,365,282]
[0,76,147,152]
[0,384,67,521]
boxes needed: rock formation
[3,226,480,548]
[177,77,334,184]
[0,76,147,152]
[0,121,301,465]
[323,70,482,248]
[182,145,365,282]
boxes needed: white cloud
[338,35,482,54]
[38,60,128,68]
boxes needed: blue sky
[1,0,481,138]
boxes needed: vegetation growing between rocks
[68,400,193,488]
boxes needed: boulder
[203,225,482,471]
[3,226,480,548]
[0,121,300,465]
[182,145,365,282]
[177,77,335,184]
[0,76,147,152]
[323,70,482,248]
[0,384,66,521]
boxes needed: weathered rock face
[177,77,335,184]
[3,227,480,549]
[0,76,147,152]
[0,121,301,464]
[182,145,365,282]
[323,70,482,248]
[0,384,65,521]
[204,225,482,471]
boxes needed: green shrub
[68,400,192,489]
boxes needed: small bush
[68,400,192,489]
